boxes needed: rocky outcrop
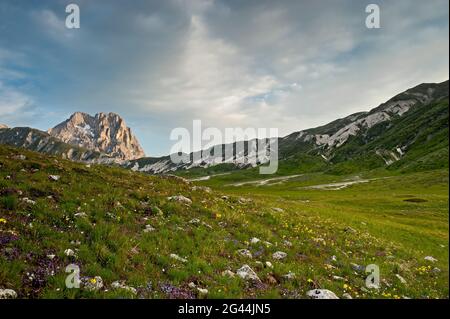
[48,112,145,160]
[0,127,107,162]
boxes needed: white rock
[143,225,155,232]
[265,261,273,269]
[272,207,284,213]
[48,175,60,181]
[111,280,137,294]
[21,198,36,205]
[306,289,339,299]
[188,282,196,289]
[170,253,188,263]
[283,272,296,280]
[395,274,407,284]
[236,265,261,282]
[283,240,293,247]
[197,287,208,295]
[64,249,75,257]
[221,270,236,278]
[342,293,353,299]
[424,256,438,262]
[432,267,441,273]
[189,218,200,224]
[0,289,17,299]
[47,254,56,260]
[168,195,192,205]
[332,275,345,281]
[272,251,287,260]
[250,237,260,244]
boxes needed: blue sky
[0,0,448,156]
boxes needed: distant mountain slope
[1,80,447,174]
[48,112,145,160]
[128,80,448,174]
[0,127,109,162]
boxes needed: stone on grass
[187,282,196,290]
[0,289,17,299]
[272,251,287,260]
[342,293,353,299]
[272,207,284,213]
[64,249,75,257]
[395,274,407,284]
[250,237,260,244]
[265,261,273,269]
[197,287,208,295]
[143,225,155,233]
[333,275,345,281]
[424,256,438,262]
[221,270,235,278]
[236,265,261,282]
[111,280,137,295]
[283,272,296,280]
[170,253,188,263]
[48,175,60,181]
[168,195,192,205]
[237,249,253,259]
[21,198,36,205]
[306,289,339,299]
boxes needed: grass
[0,144,448,299]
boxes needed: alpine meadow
[0,0,448,305]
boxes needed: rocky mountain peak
[48,112,145,160]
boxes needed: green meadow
[0,144,448,299]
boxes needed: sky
[0,0,448,156]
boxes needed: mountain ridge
[1,80,448,175]
[47,112,145,160]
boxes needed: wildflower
[0,218,7,224]
[90,278,97,284]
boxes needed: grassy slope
[0,144,448,299]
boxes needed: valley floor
[0,145,448,299]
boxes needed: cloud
[0,0,448,155]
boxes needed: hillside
[0,144,448,299]
[126,80,449,175]
[0,127,109,162]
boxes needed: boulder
[0,289,17,299]
[168,195,192,205]
[306,289,339,299]
[236,265,261,282]
[272,251,287,260]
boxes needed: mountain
[0,80,447,174]
[126,80,449,174]
[48,112,145,160]
[0,127,110,162]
